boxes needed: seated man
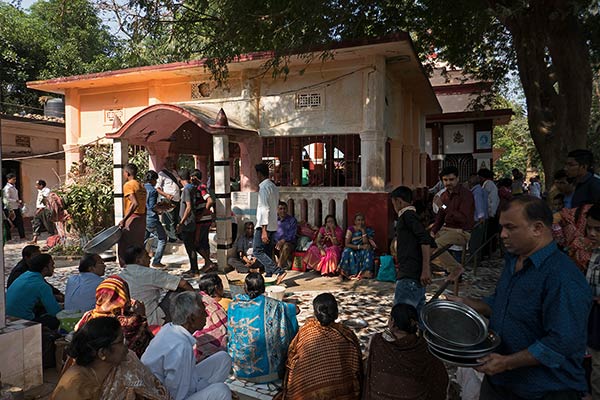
[6,244,41,288]
[7,245,63,304]
[141,291,232,400]
[6,253,61,329]
[119,245,194,326]
[273,202,297,270]
[64,254,106,312]
[430,166,475,282]
[227,221,263,273]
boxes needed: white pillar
[360,131,386,191]
[212,135,232,272]
[113,139,129,224]
[360,55,386,192]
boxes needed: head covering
[75,275,152,358]
[92,275,131,318]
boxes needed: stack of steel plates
[420,300,501,367]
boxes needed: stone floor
[1,234,505,400]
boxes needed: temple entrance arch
[106,103,261,271]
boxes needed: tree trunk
[494,0,592,184]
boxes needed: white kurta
[141,322,232,400]
[256,178,279,231]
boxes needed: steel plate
[83,225,122,254]
[420,300,488,347]
[342,318,369,329]
[423,329,501,356]
[428,346,484,367]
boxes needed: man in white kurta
[141,292,232,400]
[252,163,285,283]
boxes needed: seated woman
[228,273,299,383]
[199,272,232,311]
[75,275,153,358]
[279,293,362,400]
[339,213,376,279]
[552,204,593,271]
[193,285,228,361]
[303,215,344,275]
[52,316,170,400]
[363,304,448,400]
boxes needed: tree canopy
[0,0,123,113]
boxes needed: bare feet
[276,271,287,285]
[446,266,465,283]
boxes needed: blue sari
[339,226,375,276]
[228,294,299,382]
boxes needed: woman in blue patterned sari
[339,213,376,279]
[228,273,299,383]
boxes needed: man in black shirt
[390,186,435,315]
[566,149,600,207]
[6,244,41,288]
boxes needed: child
[586,204,600,399]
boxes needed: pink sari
[303,226,343,275]
[193,292,228,362]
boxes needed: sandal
[182,270,201,278]
[200,263,218,273]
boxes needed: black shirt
[395,208,436,281]
[572,172,600,208]
[6,259,28,288]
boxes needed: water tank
[44,98,65,118]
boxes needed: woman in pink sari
[303,215,344,275]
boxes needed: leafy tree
[57,144,148,242]
[0,0,124,112]
[110,0,599,181]
[29,0,124,79]
[493,98,542,180]
[0,3,47,112]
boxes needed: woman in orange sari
[279,293,362,400]
[303,215,344,275]
[75,275,153,358]
[53,317,171,400]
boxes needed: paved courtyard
[2,235,504,400]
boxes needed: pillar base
[0,319,43,391]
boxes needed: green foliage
[0,0,124,112]
[48,243,84,256]
[0,3,47,112]
[493,97,542,179]
[56,144,149,241]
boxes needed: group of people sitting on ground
[49,267,448,400]
[228,208,377,280]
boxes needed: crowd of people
[5,148,600,399]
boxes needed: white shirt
[156,170,181,202]
[141,323,201,400]
[36,187,51,209]
[482,179,499,217]
[2,183,19,210]
[119,264,181,326]
[529,181,542,198]
[256,178,279,231]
